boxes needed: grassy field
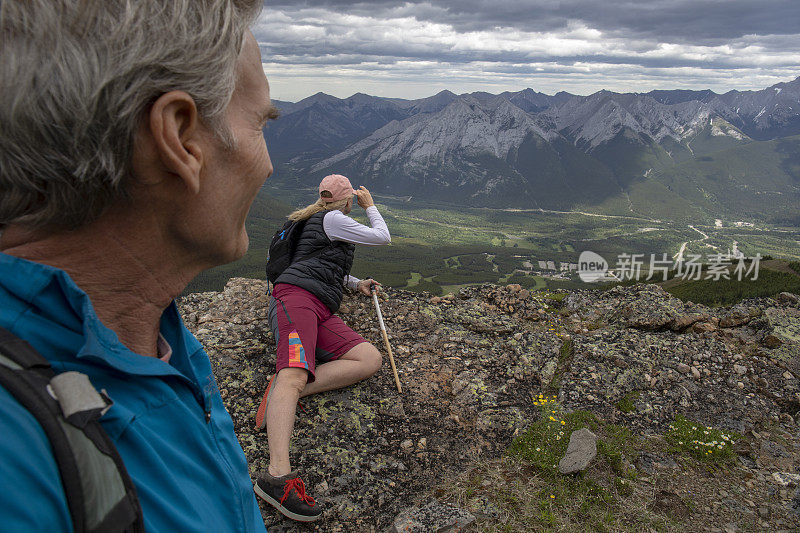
[186,185,800,298]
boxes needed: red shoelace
[281,478,316,506]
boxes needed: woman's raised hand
[355,186,374,209]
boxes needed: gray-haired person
[0,1,277,531]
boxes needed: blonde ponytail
[288,198,350,221]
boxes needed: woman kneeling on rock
[253,174,390,522]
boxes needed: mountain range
[265,77,800,223]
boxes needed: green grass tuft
[598,424,637,478]
[558,338,574,364]
[664,415,740,463]
[508,395,598,476]
[615,391,640,414]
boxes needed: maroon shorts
[268,284,366,382]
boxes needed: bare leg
[300,342,382,398]
[266,367,308,477]
[266,343,381,476]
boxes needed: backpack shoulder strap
[0,326,51,371]
[0,326,144,533]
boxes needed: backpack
[265,217,329,286]
[0,326,144,533]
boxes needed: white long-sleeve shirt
[322,206,391,289]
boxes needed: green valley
[186,184,800,298]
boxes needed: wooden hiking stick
[371,287,402,393]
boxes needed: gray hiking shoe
[254,470,322,522]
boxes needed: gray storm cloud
[256,1,800,100]
[262,0,800,41]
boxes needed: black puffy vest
[275,211,355,313]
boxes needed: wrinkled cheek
[249,138,271,184]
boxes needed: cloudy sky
[254,1,800,102]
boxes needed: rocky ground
[178,279,800,532]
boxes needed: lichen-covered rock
[390,500,476,532]
[763,307,800,364]
[177,278,800,530]
[778,292,800,306]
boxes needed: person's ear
[147,91,204,194]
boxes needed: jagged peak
[346,92,375,101]
[466,90,496,100]
[298,91,340,105]
[404,90,459,113]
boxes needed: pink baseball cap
[319,174,355,203]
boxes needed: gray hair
[0,0,262,230]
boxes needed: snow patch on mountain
[710,118,745,139]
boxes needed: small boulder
[671,313,706,331]
[763,334,783,349]
[390,501,476,533]
[558,428,597,474]
[540,360,558,385]
[720,311,751,328]
[693,322,717,333]
[778,292,800,305]
[772,472,800,487]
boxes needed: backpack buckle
[48,372,114,428]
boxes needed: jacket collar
[0,252,202,379]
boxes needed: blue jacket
[0,253,266,533]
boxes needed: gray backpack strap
[49,372,113,427]
[0,326,144,533]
